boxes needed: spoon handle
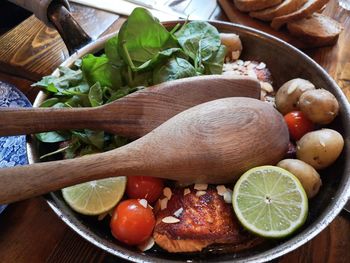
[0,106,99,136]
[0,146,136,204]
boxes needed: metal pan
[11,0,350,262]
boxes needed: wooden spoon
[0,97,289,204]
[0,75,260,138]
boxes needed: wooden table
[0,0,349,262]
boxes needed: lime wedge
[232,166,308,238]
[62,177,126,216]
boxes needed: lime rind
[232,165,308,238]
[62,176,126,216]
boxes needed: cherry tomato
[110,199,155,245]
[126,176,164,203]
[284,111,314,141]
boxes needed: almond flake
[216,185,227,196]
[139,199,148,208]
[243,61,251,66]
[162,216,180,224]
[184,188,191,196]
[173,207,184,218]
[138,237,155,252]
[223,189,233,203]
[194,183,208,191]
[260,82,274,93]
[196,190,206,197]
[163,187,172,199]
[236,60,244,66]
[256,62,266,70]
[160,198,168,210]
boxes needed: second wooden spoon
[0,75,260,138]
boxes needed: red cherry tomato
[284,111,314,141]
[110,199,155,245]
[126,176,164,203]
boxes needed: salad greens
[33,7,226,159]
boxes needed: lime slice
[62,177,126,216]
[232,165,308,238]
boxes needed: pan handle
[8,0,92,54]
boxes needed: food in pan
[33,7,344,254]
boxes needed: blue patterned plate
[0,81,32,214]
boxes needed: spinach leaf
[105,35,124,67]
[82,54,122,89]
[203,45,227,75]
[72,130,104,150]
[175,21,221,70]
[118,8,178,69]
[33,66,84,93]
[153,57,197,84]
[88,82,103,107]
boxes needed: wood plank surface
[0,0,350,262]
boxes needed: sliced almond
[196,190,206,197]
[256,62,266,70]
[138,237,155,252]
[97,211,109,221]
[184,188,191,196]
[162,216,180,224]
[194,183,208,191]
[159,198,168,210]
[223,189,233,203]
[173,207,184,218]
[163,187,172,200]
[216,185,227,196]
[138,199,148,208]
[261,82,274,93]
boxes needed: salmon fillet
[153,186,260,253]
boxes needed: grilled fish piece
[153,186,260,253]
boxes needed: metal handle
[8,0,92,54]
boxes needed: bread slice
[234,0,283,12]
[287,13,343,47]
[271,0,330,30]
[250,0,307,21]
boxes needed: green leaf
[40,98,59,107]
[118,8,177,66]
[88,82,103,107]
[32,66,84,93]
[175,21,221,69]
[153,57,197,84]
[105,35,124,66]
[82,54,122,89]
[203,45,226,74]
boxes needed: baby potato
[296,129,344,170]
[277,159,322,198]
[275,78,315,115]
[299,89,339,125]
[220,33,242,60]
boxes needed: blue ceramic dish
[0,81,31,214]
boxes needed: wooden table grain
[0,1,349,262]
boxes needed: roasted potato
[275,78,315,115]
[299,89,339,125]
[277,159,322,198]
[296,129,344,170]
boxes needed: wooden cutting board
[218,0,308,49]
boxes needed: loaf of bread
[250,0,307,21]
[234,0,283,12]
[287,13,343,47]
[271,0,330,30]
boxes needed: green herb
[33,7,227,159]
